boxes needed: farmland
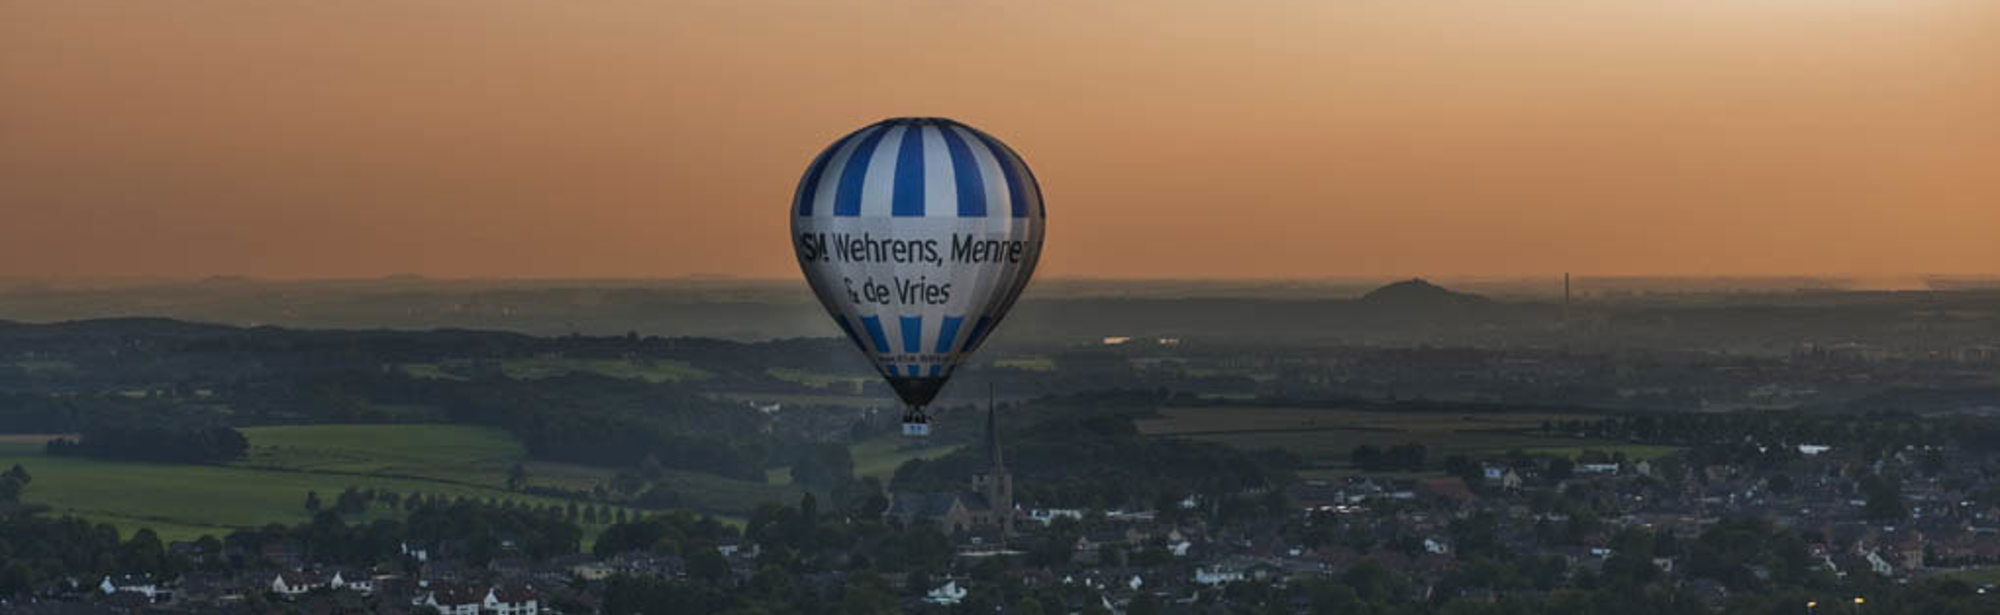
[400,357,710,383]
[1137,406,1673,474]
[0,424,784,542]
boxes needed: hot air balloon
[791,117,1046,437]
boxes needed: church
[885,404,1014,536]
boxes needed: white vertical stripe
[920,126,958,218]
[858,125,905,218]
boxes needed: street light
[1806,600,1817,615]
[1852,596,1864,615]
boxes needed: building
[271,570,328,597]
[484,585,539,615]
[887,404,1015,535]
[421,583,487,615]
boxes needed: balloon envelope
[791,117,1046,408]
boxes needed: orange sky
[3,0,1995,279]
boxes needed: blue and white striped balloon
[791,117,1046,409]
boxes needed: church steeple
[985,399,1004,472]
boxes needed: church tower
[969,402,1013,534]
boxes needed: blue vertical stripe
[961,315,993,352]
[794,132,850,217]
[933,316,964,354]
[860,316,891,353]
[970,131,1029,217]
[938,128,987,217]
[928,365,942,378]
[833,127,892,217]
[892,126,926,217]
[899,316,922,354]
[906,365,920,377]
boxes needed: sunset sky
[3,0,1995,279]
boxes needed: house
[402,540,431,562]
[887,405,1014,535]
[1579,463,1620,476]
[1865,550,1895,577]
[98,574,163,602]
[1029,508,1085,526]
[925,580,968,605]
[485,585,539,615]
[329,570,374,595]
[422,583,487,615]
[1423,538,1451,555]
[1194,563,1247,586]
[271,570,328,596]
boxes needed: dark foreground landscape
[2,279,1998,614]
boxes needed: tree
[639,453,664,481]
[1128,593,1162,615]
[304,490,323,513]
[507,462,529,491]
[1862,474,1906,521]
[1351,445,1383,471]
[1768,473,1794,495]
[687,545,729,584]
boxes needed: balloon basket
[900,408,932,438]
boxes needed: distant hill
[1357,278,1493,310]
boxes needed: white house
[99,575,160,601]
[421,584,486,615]
[271,571,328,596]
[1865,550,1894,577]
[1424,538,1451,555]
[926,581,968,605]
[1194,565,1247,586]
[1579,463,1620,475]
[485,585,539,615]
[1029,508,1086,526]
[329,571,374,595]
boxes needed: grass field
[992,357,1056,372]
[13,359,80,375]
[1139,406,1668,470]
[1933,566,2000,586]
[766,368,869,393]
[765,436,962,486]
[711,392,886,408]
[401,357,710,383]
[851,437,961,481]
[0,424,780,542]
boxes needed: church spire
[986,388,1003,471]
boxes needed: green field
[766,368,870,392]
[401,357,710,383]
[1138,406,1666,470]
[765,437,961,486]
[0,424,782,542]
[1933,566,2000,586]
[12,359,80,375]
[992,357,1056,372]
[851,437,961,481]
